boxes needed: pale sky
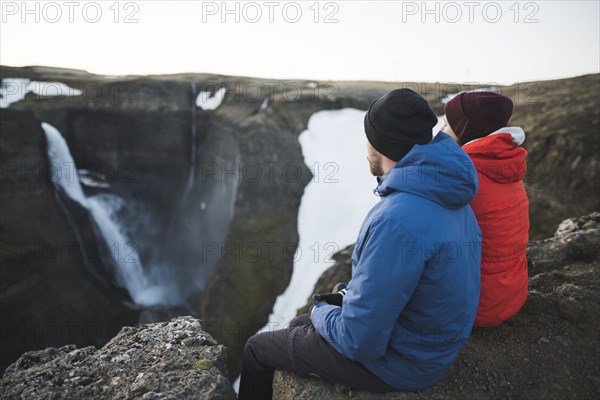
[1,0,599,84]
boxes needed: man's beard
[369,154,384,176]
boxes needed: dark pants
[237,313,399,399]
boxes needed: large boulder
[277,213,600,399]
[0,316,236,399]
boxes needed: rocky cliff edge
[0,317,236,399]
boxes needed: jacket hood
[462,127,527,183]
[374,132,478,209]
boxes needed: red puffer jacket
[463,128,530,327]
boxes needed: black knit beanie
[364,88,437,161]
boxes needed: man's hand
[311,282,347,307]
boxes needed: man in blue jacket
[238,89,481,399]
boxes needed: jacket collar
[373,164,395,197]
[463,126,525,147]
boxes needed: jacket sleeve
[310,217,425,362]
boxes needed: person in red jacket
[440,91,529,327]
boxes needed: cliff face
[283,213,600,399]
[0,317,236,399]
[1,66,598,379]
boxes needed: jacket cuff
[310,302,339,336]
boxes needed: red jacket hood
[463,127,527,183]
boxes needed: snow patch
[30,81,83,97]
[196,87,227,110]
[1,78,82,108]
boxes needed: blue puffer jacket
[311,132,482,392]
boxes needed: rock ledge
[0,317,237,400]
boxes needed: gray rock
[527,212,600,275]
[0,317,236,400]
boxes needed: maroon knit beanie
[444,92,514,146]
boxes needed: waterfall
[186,82,198,193]
[42,122,181,306]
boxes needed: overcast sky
[1,1,599,84]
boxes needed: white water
[42,122,181,306]
[78,169,110,189]
[1,78,82,108]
